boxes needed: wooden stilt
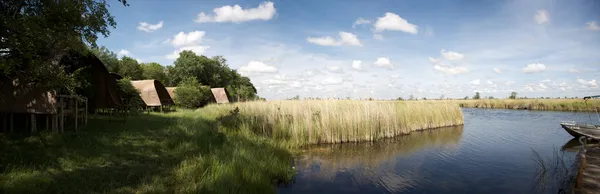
[31,114,36,133]
[75,100,78,132]
[9,113,13,133]
[60,97,64,132]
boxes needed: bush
[174,77,212,108]
[117,77,144,111]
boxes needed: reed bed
[202,100,464,146]
[458,99,600,112]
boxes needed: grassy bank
[0,110,295,194]
[203,100,464,146]
[458,99,600,112]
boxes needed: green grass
[458,99,600,112]
[0,110,295,194]
[203,100,464,146]
[1,100,464,193]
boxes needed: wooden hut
[131,80,175,112]
[166,87,177,100]
[211,88,230,104]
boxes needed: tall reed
[202,100,464,146]
[458,99,600,112]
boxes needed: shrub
[117,77,144,111]
[174,77,212,108]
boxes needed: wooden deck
[574,146,600,194]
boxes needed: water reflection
[284,126,463,193]
[561,138,599,153]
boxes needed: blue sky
[97,0,600,100]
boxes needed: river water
[279,108,600,194]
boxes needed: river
[279,108,600,194]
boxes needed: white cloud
[505,81,516,86]
[586,21,600,31]
[117,49,130,57]
[263,78,287,85]
[539,82,548,89]
[493,68,502,73]
[428,57,440,64]
[307,32,362,46]
[137,21,163,32]
[165,45,209,59]
[352,17,371,28]
[469,79,481,86]
[433,64,469,75]
[535,9,550,24]
[577,79,598,88]
[373,12,418,34]
[522,63,546,73]
[373,33,384,40]
[302,69,322,78]
[373,57,393,69]
[568,68,580,73]
[171,31,206,47]
[326,65,343,73]
[195,1,276,23]
[441,49,465,60]
[289,81,302,88]
[322,77,343,85]
[351,60,364,71]
[239,61,278,74]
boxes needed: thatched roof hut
[131,80,174,107]
[166,87,177,100]
[211,88,230,104]
[0,52,123,113]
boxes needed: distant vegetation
[458,99,600,112]
[203,100,464,146]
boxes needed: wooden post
[31,114,36,133]
[60,97,64,132]
[74,99,78,132]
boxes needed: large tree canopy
[0,0,128,92]
[141,62,167,84]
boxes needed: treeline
[90,47,259,108]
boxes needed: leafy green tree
[174,77,211,108]
[141,62,167,84]
[116,77,143,111]
[473,92,481,100]
[509,92,518,99]
[1,0,128,93]
[90,46,120,72]
[118,56,143,80]
[464,96,469,100]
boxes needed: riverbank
[0,100,464,193]
[458,99,600,112]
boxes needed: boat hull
[560,123,600,139]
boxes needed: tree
[509,92,518,99]
[90,46,120,72]
[141,62,167,84]
[464,96,469,100]
[1,0,128,93]
[116,77,144,111]
[173,77,211,108]
[409,95,415,101]
[396,97,404,101]
[118,56,143,80]
[473,92,481,100]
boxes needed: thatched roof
[166,87,177,100]
[0,52,123,113]
[211,88,230,104]
[131,80,174,107]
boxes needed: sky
[97,0,600,100]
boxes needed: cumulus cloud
[326,65,343,73]
[373,12,418,34]
[441,49,464,60]
[302,69,323,78]
[195,1,276,23]
[373,33,384,40]
[238,61,278,74]
[568,68,580,73]
[535,9,550,24]
[373,57,393,69]
[522,63,546,74]
[117,49,130,57]
[577,78,598,88]
[137,21,163,32]
[505,81,516,86]
[307,31,362,46]
[586,21,600,31]
[170,31,206,47]
[433,64,468,75]
[165,45,209,59]
[352,17,371,28]
[322,77,344,85]
[428,57,440,64]
[351,60,364,71]
[469,79,480,86]
[493,68,502,73]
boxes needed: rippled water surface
[279,108,600,194]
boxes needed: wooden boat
[560,122,600,139]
